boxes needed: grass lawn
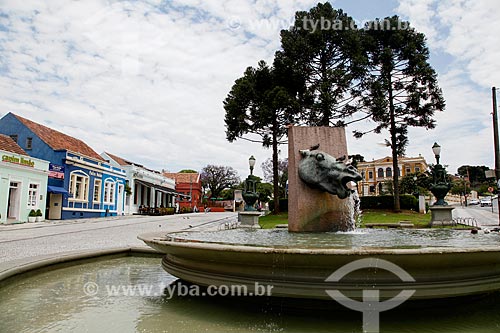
[259,210,433,229]
[259,212,288,229]
[361,209,431,228]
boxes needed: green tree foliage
[200,165,240,200]
[355,16,445,211]
[349,154,365,169]
[257,182,274,203]
[224,60,299,214]
[261,157,288,199]
[179,169,198,173]
[399,172,431,195]
[278,2,366,126]
[457,165,490,186]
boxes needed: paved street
[0,212,237,264]
[452,201,500,227]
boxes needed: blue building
[0,113,127,220]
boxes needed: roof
[105,152,134,166]
[13,113,104,161]
[163,172,200,184]
[0,134,27,155]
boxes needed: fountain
[139,125,500,308]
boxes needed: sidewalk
[0,214,144,232]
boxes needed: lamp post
[429,143,454,226]
[492,87,500,225]
[249,155,256,176]
[242,155,259,211]
[429,142,450,206]
[432,142,441,165]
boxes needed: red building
[163,172,202,211]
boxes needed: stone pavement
[0,212,237,264]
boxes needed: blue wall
[0,113,126,220]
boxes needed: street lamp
[432,142,441,165]
[249,155,256,175]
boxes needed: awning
[135,179,178,196]
[47,186,69,194]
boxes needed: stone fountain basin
[138,229,500,301]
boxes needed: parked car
[480,197,492,207]
[468,199,480,205]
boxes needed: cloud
[0,0,319,178]
[0,0,498,180]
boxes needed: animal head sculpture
[298,147,362,199]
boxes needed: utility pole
[492,87,500,225]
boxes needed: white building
[0,134,49,223]
[101,152,176,214]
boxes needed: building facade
[0,113,127,220]
[102,152,176,214]
[357,155,428,196]
[163,172,202,211]
[0,134,49,224]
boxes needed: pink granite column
[288,126,351,232]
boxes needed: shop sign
[2,154,35,167]
[49,163,65,179]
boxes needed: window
[377,168,384,178]
[386,167,392,177]
[368,171,373,179]
[93,179,102,202]
[104,179,115,204]
[9,134,18,143]
[415,167,420,173]
[69,171,89,201]
[26,137,33,150]
[28,183,38,207]
[406,167,411,174]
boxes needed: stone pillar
[288,126,350,232]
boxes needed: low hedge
[360,195,418,210]
[268,199,288,212]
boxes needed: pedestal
[429,205,454,226]
[288,126,350,232]
[239,211,261,228]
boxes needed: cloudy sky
[0,0,499,180]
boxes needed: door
[48,193,62,220]
[7,182,20,220]
[117,184,124,215]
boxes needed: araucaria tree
[224,60,299,214]
[278,2,366,126]
[355,16,445,211]
[200,165,240,200]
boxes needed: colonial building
[0,113,127,220]
[163,172,202,211]
[0,134,49,223]
[357,155,428,196]
[102,152,177,214]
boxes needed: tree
[457,165,490,187]
[400,172,431,195]
[278,2,366,126]
[261,157,288,199]
[179,169,197,173]
[354,16,445,211]
[200,165,240,200]
[348,154,365,169]
[224,60,299,214]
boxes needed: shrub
[360,195,418,210]
[28,209,37,217]
[268,199,288,212]
[35,209,43,217]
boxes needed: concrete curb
[0,246,162,285]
